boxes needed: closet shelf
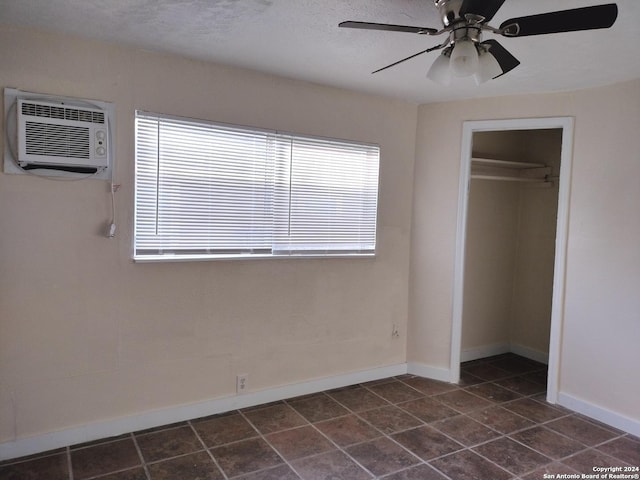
[471,158,546,169]
[471,157,552,184]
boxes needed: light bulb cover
[450,39,479,77]
[427,53,452,86]
[474,49,503,85]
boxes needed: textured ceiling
[1,0,639,104]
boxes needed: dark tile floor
[1,354,638,480]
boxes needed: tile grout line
[68,435,150,480]
[347,374,555,478]
[357,386,446,428]
[515,417,628,459]
[304,410,419,478]
[325,384,438,474]
[465,445,534,479]
[252,388,422,479]
[460,380,540,402]
[397,366,558,479]
[465,410,575,478]
[313,382,465,479]
[135,447,209,466]
[471,405,626,478]
[66,446,74,480]
[238,397,417,479]
[236,407,311,479]
[575,414,631,436]
[399,417,517,478]
[129,432,152,480]
[187,419,231,480]
[379,463,457,480]
[427,449,514,480]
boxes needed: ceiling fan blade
[480,39,520,78]
[499,4,618,37]
[339,21,437,35]
[372,43,447,74]
[460,0,506,23]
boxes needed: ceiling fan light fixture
[449,38,479,77]
[474,48,503,84]
[427,52,452,85]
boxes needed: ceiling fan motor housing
[435,0,465,27]
[435,0,483,48]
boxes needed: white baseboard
[557,392,640,438]
[510,343,549,365]
[0,363,407,462]
[406,362,451,383]
[461,343,510,362]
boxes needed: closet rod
[471,158,546,169]
[470,174,550,183]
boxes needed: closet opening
[450,118,575,404]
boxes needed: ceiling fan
[339,0,618,85]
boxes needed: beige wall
[510,130,562,355]
[0,26,417,442]
[462,180,519,351]
[410,79,640,421]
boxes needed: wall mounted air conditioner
[16,98,110,174]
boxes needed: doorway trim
[450,117,574,403]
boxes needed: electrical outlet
[392,324,400,339]
[236,374,248,394]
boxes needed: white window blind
[134,112,379,260]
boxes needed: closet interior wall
[462,129,563,363]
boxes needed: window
[134,112,380,260]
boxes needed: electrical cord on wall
[108,182,120,238]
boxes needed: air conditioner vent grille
[15,95,110,171]
[21,102,105,125]
[25,122,91,159]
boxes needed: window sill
[133,253,376,263]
